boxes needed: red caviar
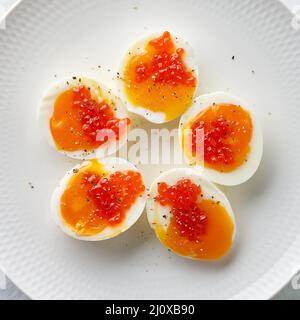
[123,31,197,122]
[154,178,234,260]
[84,170,145,226]
[135,32,196,87]
[50,85,130,152]
[156,179,207,242]
[189,103,253,172]
[61,163,145,236]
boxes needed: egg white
[51,157,147,241]
[179,92,263,186]
[39,77,130,160]
[118,31,199,124]
[147,168,236,260]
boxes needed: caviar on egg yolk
[123,31,197,122]
[184,104,253,172]
[154,179,234,260]
[60,161,145,236]
[50,86,130,152]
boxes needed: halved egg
[39,77,130,159]
[118,31,198,123]
[51,157,146,241]
[179,92,263,186]
[147,168,236,261]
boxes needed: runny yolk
[60,161,145,236]
[155,179,234,260]
[123,31,197,121]
[186,103,253,172]
[50,86,130,152]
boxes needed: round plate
[0,0,300,300]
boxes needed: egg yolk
[50,85,130,152]
[185,103,253,172]
[60,161,145,236]
[122,31,197,121]
[155,179,234,260]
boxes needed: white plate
[0,0,300,300]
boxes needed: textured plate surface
[0,0,300,300]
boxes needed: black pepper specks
[28,182,34,189]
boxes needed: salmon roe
[123,31,197,122]
[189,104,253,172]
[60,161,145,236]
[50,85,130,152]
[154,178,234,260]
[156,179,207,242]
[83,170,145,225]
[135,32,196,87]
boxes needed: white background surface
[0,0,299,300]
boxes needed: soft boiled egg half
[147,168,236,261]
[51,157,146,241]
[179,92,263,186]
[118,31,198,123]
[39,77,130,159]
